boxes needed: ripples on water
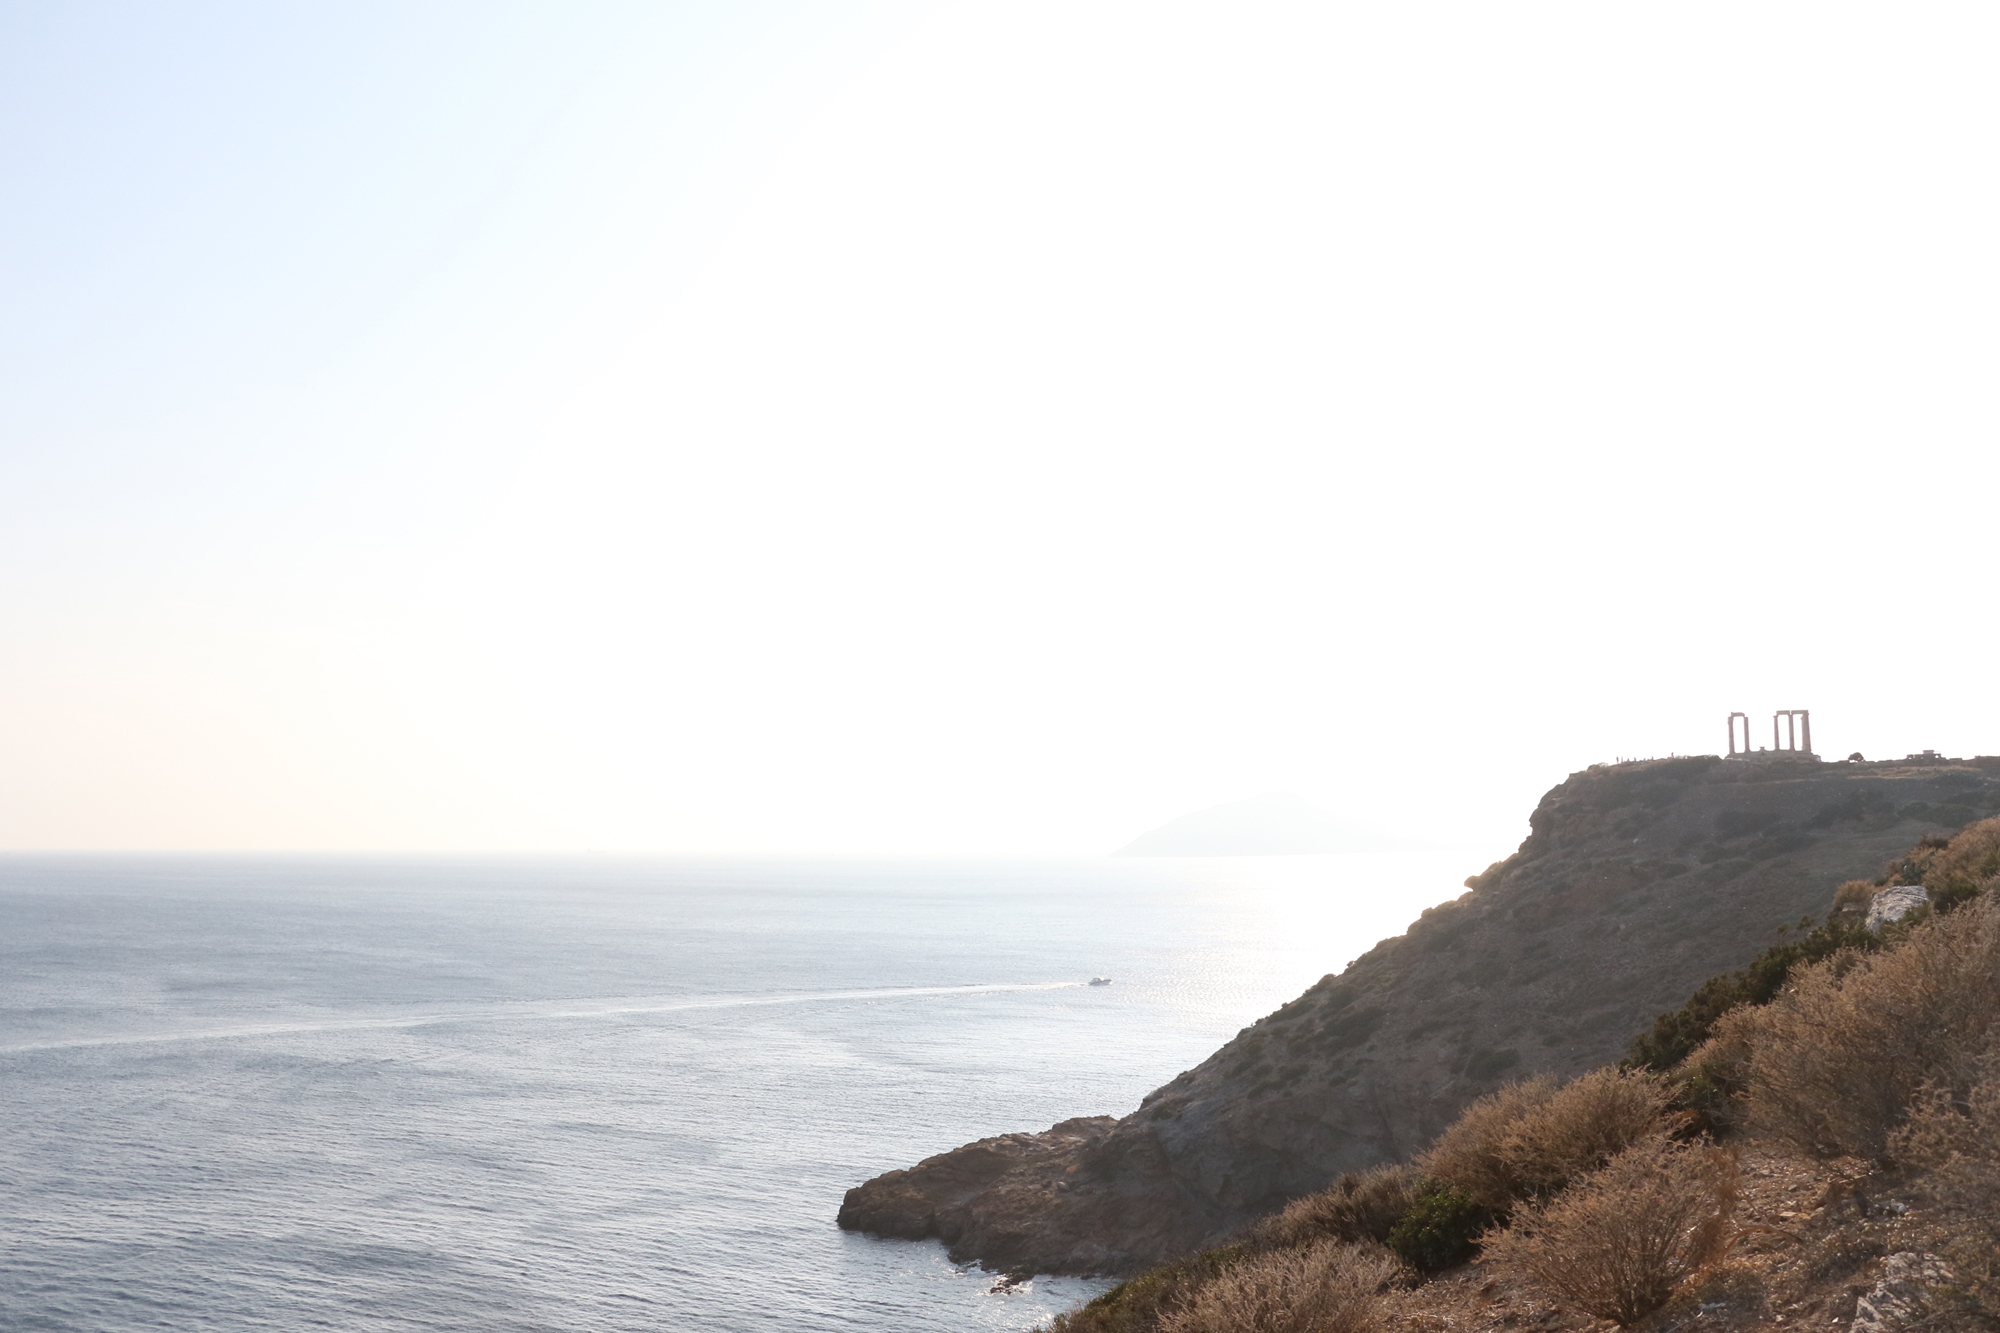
[0,853,1478,1331]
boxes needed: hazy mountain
[1114,793,1404,856]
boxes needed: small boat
[1088,976,1112,986]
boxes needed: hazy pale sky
[3,1,1996,854]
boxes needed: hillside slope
[838,753,2000,1276]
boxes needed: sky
[2,1,1997,855]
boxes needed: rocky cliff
[837,753,2000,1276]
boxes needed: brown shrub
[1246,1164,1419,1251]
[1419,1069,1675,1210]
[1673,1006,1772,1135]
[1157,1240,1401,1333]
[1829,879,1877,920]
[1886,1040,2000,1329]
[1924,813,2000,905]
[1043,1168,1415,1333]
[1891,1049,2000,1208]
[1883,833,1954,888]
[1503,1068,1679,1193]
[1482,1138,1737,1326]
[1728,895,2000,1158]
[1040,1249,1243,1333]
[1416,1076,1557,1208]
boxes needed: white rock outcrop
[1866,885,1929,931]
[1852,1252,1954,1333]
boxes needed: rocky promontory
[838,753,2000,1276]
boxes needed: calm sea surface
[0,852,1480,1331]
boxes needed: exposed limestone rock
[839,755,2000,1276]
[1866,884,1930,931]
[1852,1252,1955,1333]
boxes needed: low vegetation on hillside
[1037,815,2000,1333]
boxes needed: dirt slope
[837,754,2000,1276]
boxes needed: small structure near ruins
[1726,709,1813,758]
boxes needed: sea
[0,851,1483,1332]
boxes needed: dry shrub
[1482,1138,1737,1327]
[1417,1076,1558,1208]
[1044,1171,1413,1333]
[1924,814,2000,906]
[1891,1046,2000,1210]
[1158,1240,1401,1333]
[1674,1007,1772,1135]
[1895,1084,2000,1237]
[1040,1249,1242,1333]
[1888,1054,2000,1328]
[1419,1069,1675,1210]
[1247,1164,1418,1251]
[1727,895,2000,1158]
[1502,1068,1678,1194]
[1830,879,1878,920]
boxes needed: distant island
[1113,792,1408,856]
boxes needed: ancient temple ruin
[1726,709,1813,758]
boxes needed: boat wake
[0,980,1086,1055]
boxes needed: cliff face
[838,754,2000,1277]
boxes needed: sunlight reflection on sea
[0,852,1486,1331]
